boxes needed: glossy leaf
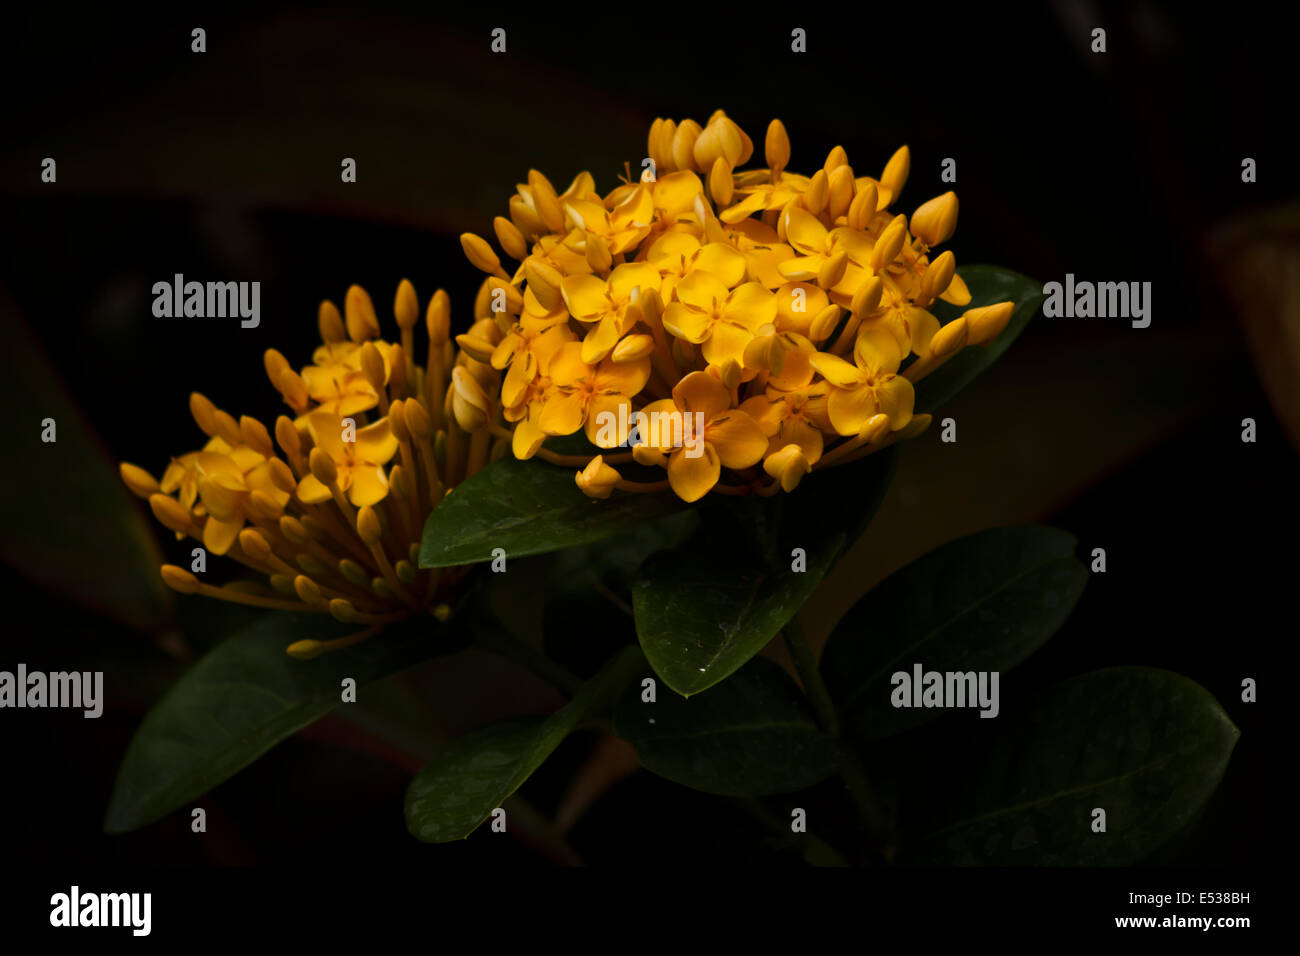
[405,645,644,842]
[104,609,469,833]
[613,655,839,796]
[915,265,1045,414]
[0,299,172,631]
[903,667,1239,865]
[822,525,1087,740]
[634,449,896,697]
[419,455,686,568]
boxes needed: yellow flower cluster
[460,111,1015,502]
[120,282,492,658]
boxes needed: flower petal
[671,370,731,420]
[827,385,877,436]
[348,464,390,506]
[538,389,588,436]
[667,444,721,503]
[356,418,398,465]
[810,351,863,388]
[560,274,610,322]
[706,411,768,469]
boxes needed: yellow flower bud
[962,301,1016,345]
[632,444,667,468]
[802,168,829,215]
[827,165,855,221]
[119,463,159,499]
[275,415,301,457]
[528,170,565,233]
[189,391,218,437]
[824,145,849,173]
[308,447,338,486]
[921,250,957,302]
[708,156,734,208]
[612,334,656,363]
[328,598,359,623]
[585,232,613,274]
[910,191,959,247]
[161,564,201,594]
[426,288,450,346]
[671,119,703,172]
[928,316,969,358]
[869,217,908,270]
[461,232,503,276]
[493,216,528,261]
[763,444,811,492]
[239,415,273,457]
[880,145,911,204]
[860,413,893,444]
[847,182,879,231]
[394,279,418,331]
[817,250,849,289]
[356,505,384,546]
[361,342,387,392]
[851,275,884,318]
[345,284,381,342]
[150,495,192,535]
[318,301,346,343]
[765,119,791,173]
[403,397,434,441]
[455,333,497,365]
[524,258,564,312]
[575,455,621,499]
[810,304,842,343]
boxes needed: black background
[0,1,1290,884]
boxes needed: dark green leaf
[903,667,1239,865]
[633,449,896,697]
[613,655,839,796]
[405,645,644,842]
[0,297,172,631]
[822,525,1087,741]
[419,455,686,568]
[915,265,1044,414]
[104,609,469,833]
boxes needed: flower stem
[782,615,887,852]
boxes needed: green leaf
[633,449,896,697]
[0,297,172,631]
[903,667,1239,865]
[822,525,1087,741]
[104,610,469,833]
[613,655,839,796]
[405,645,645,842]
[419,454,686,568]
[915,265,1044,414]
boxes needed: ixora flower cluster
[458,111,1015,502]
[119,111,1015,653]
[119,283,482,657]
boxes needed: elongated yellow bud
[493,216,528,261]
[119,463,159,499]
[308,447,338,486]
[394,279,418,331]
[461,232,503,276]
[426,289,451,345]
[911,191,958,247]
[161,564,201,594]
[765,119,791,174]
[963,301,1016,345]
[345,284,381,342]
[318,301,346,342]
[356,505,384,546]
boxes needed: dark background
[0,4,1291,869]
